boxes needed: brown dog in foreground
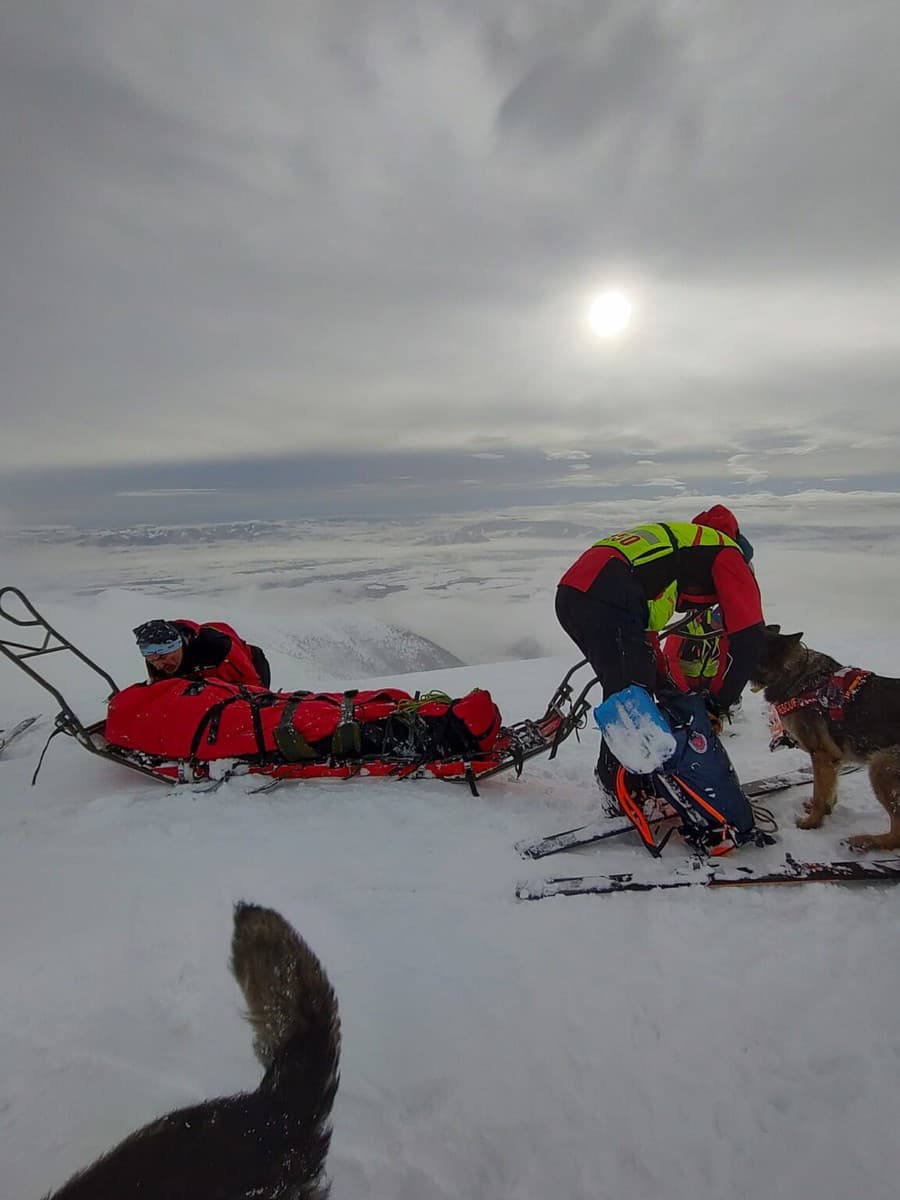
[751,625,900,851]
[45,903,341,1200]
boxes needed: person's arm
[708,549,765,710]
[661,633,690,694]
[195,626,270,687]
[249,644,272,688]
[189,626,231,668]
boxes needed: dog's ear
[786,632,804,644]
[765,623,781,635]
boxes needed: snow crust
[3,525,900,1200]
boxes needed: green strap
[273,694,319,761]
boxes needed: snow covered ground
[3,509,900,1199]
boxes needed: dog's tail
[231,901,341,1138]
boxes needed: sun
[587,290,633,338]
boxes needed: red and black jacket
[147,620,271,688]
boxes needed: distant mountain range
[2,516,598,549]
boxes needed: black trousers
[555,558,658,700]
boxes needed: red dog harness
[774,666,873,724]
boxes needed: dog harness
[774,666,873,724]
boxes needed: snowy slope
[2,591,900,1200]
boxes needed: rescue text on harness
[774,666,873,723]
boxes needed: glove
[703,693,729,736]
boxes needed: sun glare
[587,290,633,338]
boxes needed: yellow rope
[396,690,453,713]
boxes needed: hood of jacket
[692,504,740,541]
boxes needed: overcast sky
[2,0,899,526]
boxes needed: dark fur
[751,625,900,850]
[45,902,341,1200]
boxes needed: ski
[516,763,862,860]
[515,815,667,859]
[516,854,900,899]
[738,761,861,796]
[0,714,40,755]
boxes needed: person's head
[692,505,754,564]
[133,619,184,674]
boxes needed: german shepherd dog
[751,625,900,851]
[45,902,341,1200]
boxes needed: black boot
[594,740,624,817]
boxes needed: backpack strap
[273,692,319,761]
[186,682,280,758]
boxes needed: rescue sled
[0,586,595,792]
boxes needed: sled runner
[0,587,594,791]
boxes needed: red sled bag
[395,687,504,757]
[447,688,503,753]
[104,678,505,763]
[105,678,413,761]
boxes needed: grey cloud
[1,0,899,487]
[1,437,897,531]
[495,9,695,153]
[489,2,900,273]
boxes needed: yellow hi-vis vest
[593,522,740,632]
[677,613,722,680]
